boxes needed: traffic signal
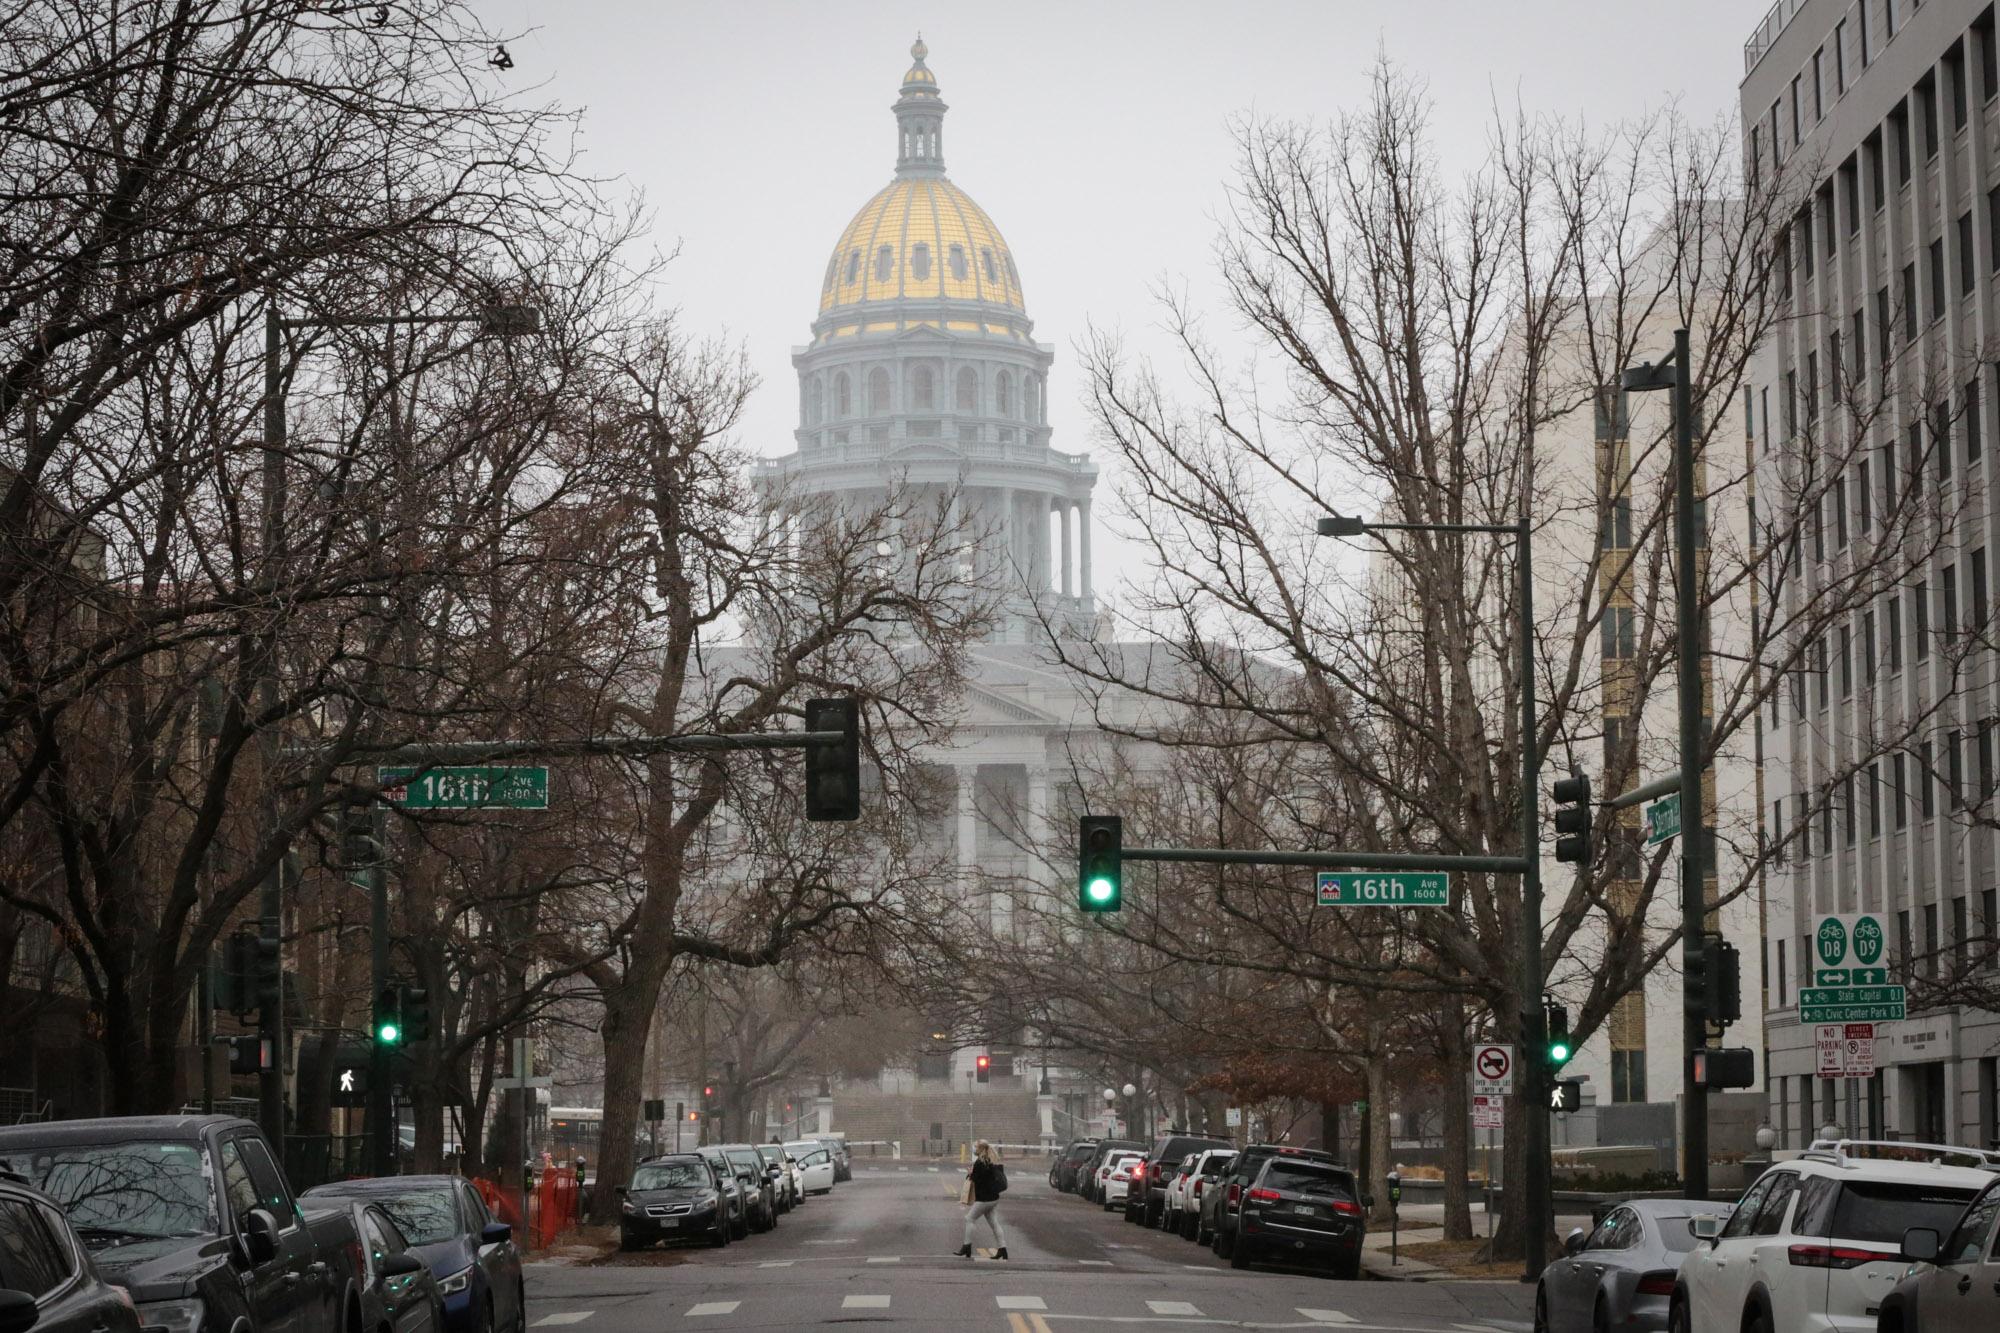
[1685,938,1711,1019]
[804,697,861,822]
[975,1054,991,1084]
[1550,1078,1584,1112]
[373,986,403,1046]
[216,929,259,1016]
[339,804,385,884]
[253,933,282,1014]
[1544,997,1572,1068]
[1692,1047,1756,1088]
[1077,815,1123,913]
[226,1035,269,1075]
[1701,933,1742,1028]
[1552,769,1592,864]
[400,984,432,1042]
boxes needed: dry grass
[1382,1238,1517,1277]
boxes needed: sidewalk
[1360,1199,1595,1281]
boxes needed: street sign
[1317,871,1450,908]
[1644,793,1681,846]
[1472,1095,1503,1129]
[332,1063,367,1107]
[1225,1107,1243,1128]
[1816,1022,1878,1077]
[1802,913,1901,1022]
[378,766,549,810]
[1473,1044,1515,1095]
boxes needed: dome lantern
[894,34,946,176]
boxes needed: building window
[1833,472,1848,547]
[1888,594,1902,671]
[1610,1049,1647,1104]
[806,378,823,425]
[1975,548,1990,627]
[1600,496,1632,550]
[1777,937,1789,1004]
[1950,41,1969,129]
[911,241,931,281]
[1835,21,1848,92]
[1916,579,1930,661]
[1969,383,1984,463]
[1863,608,1877,682]
[1921,738,1937,818]
[846,249,861,284]
[875,245,894,283]
[1894,101,1912,183]
[1925,903,1940,976]
[1792,73,1804,146]
[1898,910,1913,976]
[1858,460,1872,533]
[1869,763,1882,837]
[1814,47,1826,119]
[868,367,891,414]
[1876,286,1891,366]
[1950,728,1965,809]
[1844,773,1857,845]
[955,366,976,411]
[1771,799,1786,864]
[1799,792,1812,857]
[911,364,934,411]
[948,244,968,280]
[981,247,998,284]
[1839,623,1852,695]
[1601,605,1635,659]
[1983,12,2000,101]
[1930,238,1947,320]
[835,372,852,417]
[1963,211,1978,294]
[1895,752,1909,828]
[1920,73,1940,157]
[995,369,1015,417]
[1944,563,1959,636]
[1903,262,1918,339]
[1816,637,1829,707]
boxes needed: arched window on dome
[1005,253,1020,292]
[875,245,894,283]
[807,378,823,425]
[846,250,861,285]
[835,372,852,417]
[996,369,1015,418]
[911,364,935,411]
[911,242,931,281]
[981,247,998,284]
[1025,375,1040,424]
[823,255,838,295]
[869,367,891,414]
[955,366,977,412]
[948,245,968,281]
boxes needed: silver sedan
[1535,1198,1719,1333]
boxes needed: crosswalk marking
[1148,1302,1203,1316]
[841,1295,890,1310]
[996,1296,1047,1311]
[531,1317,592,1328]
[683,1304,738,1318]
[1298,1313,1357,1325]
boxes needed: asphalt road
[524,1163,1536,1331]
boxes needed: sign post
[494,1038,552,1234]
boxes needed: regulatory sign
[379,766,549,810]
[1317,871,1450,908]
[1644,793,1681,846]
[1815,1022,1879,1077]
[1472,1095,1503,1130]
[1225,1107,1243,1128]
[1473,1043,1515,1095]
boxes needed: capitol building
[754,40,1151,1121]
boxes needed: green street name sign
[1800,997,1908,1022]
[379,766,549,810]
[1815,967,1890,987]
[1644,793,1681,846]
[1799,986,1904,1007]
[1316,872,1450,908]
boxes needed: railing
[1744,0,1810,74]
[472,1166,580,1249]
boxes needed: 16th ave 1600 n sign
[1317,872,1450,908]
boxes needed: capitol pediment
[960,681,1060,726]
[883,441,961,464]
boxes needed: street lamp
[258,296,541,1163]
[1121,1082,1136,1098]
[1317,501,1548,1278]
[1620,328,1709,1203]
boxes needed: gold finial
[911,34,928,63]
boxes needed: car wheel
[1531,1289,1550,1333]
[1213,1227,1234,1259]
[618,1229,640,1252]
[1332,1255,1360,1281]
[1592,1296,1612,1333]
[1666,1297,1690,1333]
[711,1220,729,1248]
[1228,1238,1251,1270]
[514,1283,527,1333]
[1744,1306,1773,1333]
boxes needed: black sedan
[0,1174,141,1333]
[326,1200,444,1333]
[303,1176,523,1333]
[616,1156,730,1250]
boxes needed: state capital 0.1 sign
[1802,913,1905,1022]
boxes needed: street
[524,1166,1535,1332]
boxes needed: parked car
[783,1141,837,1194]
[0,1170,141,1333]
[1100,1151,1146,1209]
[1079,1140,1144,1204]
[809,1136,851,1183]
[612,1154,731,1251]
[1160,1154,1200,1232]
[1052,1140,1098,1193]
[1877,1171,2000,1333]
[1126,1133,1234,1227]
[1226,1155,1366,1279]
[718,1146,778,1233]
[1209,1143,1339,1258]
[694,1147,751,1238]
[0,1115,363,1333]
[1535,1198,1717,1333]
[755,1145,799,1211]
[320,1200,444,1333]
[301,1175,523,1333]
[1180,1149,1236,1242]
[1672,1140,1996,1333]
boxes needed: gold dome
[817,175,1024,315]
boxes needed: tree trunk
[1438,1005,1473,1240]
[1319,1098,1340,1156]
[589,977,661,1223]
[1492,992,1529,1261]
[1366,1055,1392,1225]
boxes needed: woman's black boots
[995,1247,1009,1260]
[955,1243,972,1258]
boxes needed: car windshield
[724,1152,760,1174]
[315,1187,458,1244]
[1827,1181,1980,1245]
[631,1163,707,1190]
[19,1139,215,1239]
[755,1148,782,1164]
[1261,1163,1355,1198]
[1201,1155,1235,1176]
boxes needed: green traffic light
[1085,876,1117,904]
[377,1022,401,1045]
[1549,1041,1571,1063]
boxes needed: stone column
[815,1095,833,1136]
[998,488,1015,579]
[1079,498,1093,599]
[1059,501,1073,597]
[1027,765,1050,890]
[957,767,979,885]
[1038,1088,1057,1150]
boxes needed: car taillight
[1787,1243,1892,1269]
[1193,1180,1204,1196]
[1132,1164,1146,1181]
[1247,1188,1282,1202]
[1227,1183,1241,1204]
[1331,1199,1363,1216]
[1635,1271,1676,1296]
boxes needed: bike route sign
[1802,913,1905,1022]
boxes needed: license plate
[657,1217,677,1228]
[1294,1204,1316,1215]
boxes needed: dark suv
[618,1154,730,1250]
[1051,1140,1098,1192]
[1208,1143,1339,1258]
[1228,1156,1366,1278]
[1125,1132,1233,1227]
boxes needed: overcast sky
[495,0,1755,595]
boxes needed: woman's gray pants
[963,1200,1005,1247]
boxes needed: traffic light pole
[259,309,289,1157]
[367,847,392,1177]
[1516,512,1553,1284]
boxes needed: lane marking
[1298,1314,1357,1326]
[997,1297,1048,1311]
[1149,1303,1203,1317]
[842,1295,891,1310]
[684,1304,738,1318]
[805,1238,858,1244]
[866,1256,900,1263]
[1076,1258,1113,1265]
[756,1260,794,1268]
[531,1317,592,1328]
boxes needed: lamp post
[1317,505,1547,1278]
[259,299,540,1157]
[1620,328,1708,1202]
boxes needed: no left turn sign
[1474,1043,1515,1095]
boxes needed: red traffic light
[975,1055,990,1070]
[703,1085,715,1098]
[686,1111,699,1121]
